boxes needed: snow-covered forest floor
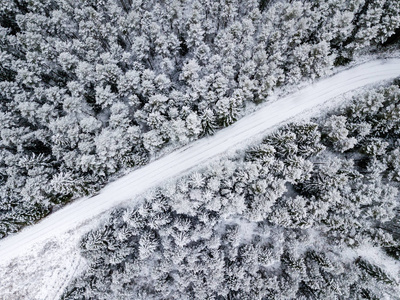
[1,58,400,299]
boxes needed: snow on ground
[1,58,400,299]
[0,227,87,300]
[339,243,400,298]
[355,244,400,280]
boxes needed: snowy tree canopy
[64,84,400,300]
[1,0,399,238]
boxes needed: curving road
[1,58,400,264]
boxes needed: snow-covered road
[1,59,400,285]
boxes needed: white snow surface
[1,58,400,299]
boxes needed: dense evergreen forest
[63,83,400,299]
[0,0,400,299]
[1,0,400,238]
